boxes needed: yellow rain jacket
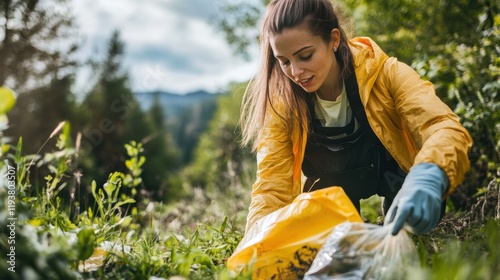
[245,37,473,233]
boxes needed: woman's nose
[291,63,304,78]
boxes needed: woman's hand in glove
[384,163,448,235]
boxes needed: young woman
[240,0,472,235]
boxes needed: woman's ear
[330,28,341,50]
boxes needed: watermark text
[5,162,16,273]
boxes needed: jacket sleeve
[245,107,297,233]
[383,58,473,197]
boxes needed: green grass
[0,121,499,279]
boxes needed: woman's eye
[281,60,290,67]
[300,54,312,60]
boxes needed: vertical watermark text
[5,162,16,273]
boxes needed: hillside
[134,90,221,119]
[134,90,223,164]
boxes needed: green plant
[0,89,84,279]
[88,217,247,280]
[413,219,500,280]
[87,172,135,242]
[77,140,145,244]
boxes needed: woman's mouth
[299,76,313,88]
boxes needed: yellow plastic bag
[227,187,363,279]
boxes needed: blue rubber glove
[384,163,448,236]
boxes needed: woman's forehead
[269,24,322,57]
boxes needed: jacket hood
[348,37,389,106]
[349,37,389,77]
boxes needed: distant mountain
[134,90,222,163]
[134,90,222,119]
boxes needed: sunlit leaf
[104,181,116,198]
[77,227,97,261]
[0,86,16,115]
[28,218,45,227]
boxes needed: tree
[1,0,79,157]
[173,99,218,164]
[79,31,139,188]
[79,31,180,201]
[213,0,267,59]
[0,0,78,92]
[345,0,489,63]
[186,83,255,191]
[140,92,180,200]
[7,75,77,154]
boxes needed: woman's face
[269,22,340,99]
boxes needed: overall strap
[343,62,407,209]
[343,64,370,130]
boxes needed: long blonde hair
[240,0,353,151]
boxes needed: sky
[71,0,260,95]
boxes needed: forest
[0,0,499,279]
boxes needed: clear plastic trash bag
[304,222,419,280]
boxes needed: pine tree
[0,0,78,92]
[140,92,180,200]
[8,75,77,154]
[79,31,180,200]
[80,31,137,186]
[2,0,79,153]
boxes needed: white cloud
[131,57,257,93]
[72,0,258,95]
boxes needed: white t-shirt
[314,82,359,136]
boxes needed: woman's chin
[300,84,318,93]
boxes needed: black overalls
[302,68,407,213]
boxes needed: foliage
[1,93,500,279]
[0,87,16,115]
[77,31,180,201]
[411,5,500,212]
[0,116,139,278]
[411,4,499,160]
[360,195,383,224]
[7,74,78,156]
[213,0,266,59]
[1,1,499,279]
[0,0,78,92]
[0,87,15,158]
[179,83,255,230]
[93,218,248,280]
[186,83,254,190]
[1,0,81,180]
[413,219,500,280]
[140,92,180,200]
[0,92,81,280]
[170,97,218,165]
[345,0,488,63]
[1,0,82,196]
[2,6,182,203]
[0,102,245,279]
[79,31,139,185]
